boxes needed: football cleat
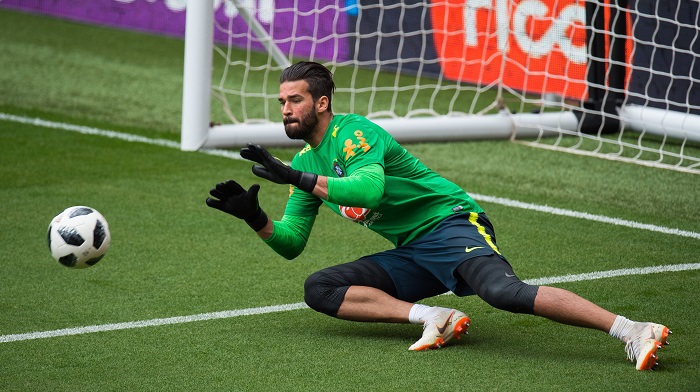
[624,323,671,370]
[409,308,470,351]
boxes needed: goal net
[181,0,700,174]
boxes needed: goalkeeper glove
[240,143,318,193]
[206,180,268,232]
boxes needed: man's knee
[457,255,539,314]
[479,281,539,314]
[303,270,349,317]
[303,257,397,317]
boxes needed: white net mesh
[206,0,700,173]
[514,1,700,173]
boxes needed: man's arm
[206,179,318,259]
[310,176,329,200]
[320,164,385,209]
[240,144,385,208]
[253,216,274,240]
[257,164,383,259]
[262,214,316,260]
[259,163,384,259]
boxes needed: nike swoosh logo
[465,246,484,253]
[505,273,515,278]
[436,311,455,334]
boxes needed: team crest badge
[333,161,345,177]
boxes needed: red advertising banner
[430,0,588,99]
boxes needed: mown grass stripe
[2,113,697,240]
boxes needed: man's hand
[206,180,268,231]
[240,144,318,193]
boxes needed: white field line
[1,113,698,342]
[471,194,700,240]
[0,113,243,160]
[2,263,699,343]
[523,263,700,285]
[0,303,308,343]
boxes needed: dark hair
[280,61,335,112]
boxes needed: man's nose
[281,102,292,115]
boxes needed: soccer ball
[47,206,111,269]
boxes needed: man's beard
[283,109,318,140]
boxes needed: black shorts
[368,212,507,302]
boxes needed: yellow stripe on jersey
[469,212,501,255]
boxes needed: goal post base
[619,105,700,144]
[199,111,579,149]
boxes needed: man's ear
[316,96,330,113]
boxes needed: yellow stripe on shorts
[469,212,501,255]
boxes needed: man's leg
[457,255,671,370]
[304,254,449,320]
[335,285,470,351]
[533,285,671,370]
[304,257,470,350]
[533,286,616,331]
[336,285,413,323]
[304,257,405,319]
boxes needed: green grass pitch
[1,8,699,391]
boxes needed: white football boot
[624,322,671,370]
[409,308,470,351]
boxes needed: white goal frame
[180,0,574,151]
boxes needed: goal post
[180,0,213,152]
[181,0,700,173]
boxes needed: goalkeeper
[206,61,669,370]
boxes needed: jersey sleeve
[263,181,321,260]
[263,214,315,260]
[326,163,385,209]
[282,181,323,217]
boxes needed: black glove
[206,180,268,232]
[240,144,318,193]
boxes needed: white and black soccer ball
[47,206,111,269]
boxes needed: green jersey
[283,114,483,247]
